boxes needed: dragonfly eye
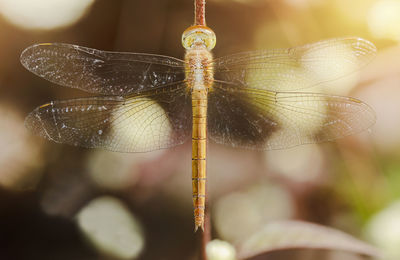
[182,25,216,50]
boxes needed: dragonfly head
[182,25,216,51]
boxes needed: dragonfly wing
[21,43,185,95]
[208,81,376,150]
[213,37,376,92]
[25,83,191,152]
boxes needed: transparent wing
[25,83,192,152]
[20,43,185,95]
[213,37,376,92]
[208,81,376,150]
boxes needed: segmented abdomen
[185,48,213,231]
[192,89,207,231]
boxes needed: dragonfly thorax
[182,25,216,51]
[184,47,214,91]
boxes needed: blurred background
[0,0,400,259]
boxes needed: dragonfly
[21,25,376,231]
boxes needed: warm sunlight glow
[0,0,94,30]
[301,41,360,95]
[368,0,400,41]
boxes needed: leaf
[237,220,382,259]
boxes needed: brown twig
[199,195,211,260]
[195,0,206,26]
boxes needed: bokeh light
[302,40,361,96]
[206,239,237,260]
[0,0,95,30]
[357,75,400,152]
[365,200,400,259]
[214,183,294,243]
[368,0,400,41]
[265,144,324,183]
[77,196,144,260]
[0,104,43,190]
[108,98,173,152]
[86,150,161,191]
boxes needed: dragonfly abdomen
[185,47,214,231]
[192,89,207,231]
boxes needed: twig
[195,0,206,26]
[199,195,210,260]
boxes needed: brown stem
[195,0,206,26]
[199,196,210,260]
